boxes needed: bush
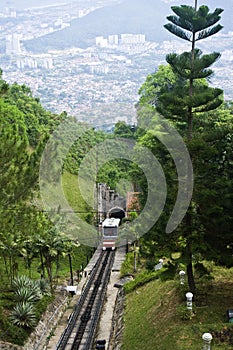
[14,286,42,303]
[10,302,37,329]
[121,252,135,276]
[35,278,50,296]
[145,257,156,270]
[11,275,33,291]
[0,316,29,345]
[34,295,54,319]
[159,263,177,281]
[194,262,211,278]
[176,282,189,301]
[124,270,159,293]
[176,303,196,320]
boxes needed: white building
[90,63,109,74]
[5,34,21,55]
[120,34,146,44]
[95,36,108,47]
[108,35,119,45]
[43,58,54,69]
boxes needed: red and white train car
[102,218,120,250]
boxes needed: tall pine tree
[164,1,223,139]
[163,1,224,292]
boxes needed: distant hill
[24,0,232,53]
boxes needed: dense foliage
[136,1,232,294]
[0,69,101,344]
[0,1,232,347]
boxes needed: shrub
[145,257,156,270]
[10,302,37,329]
[176,303,196,320]
[124,270,159,293]
[34,295,54,319]
[11,275,33,291]
[14,285,41,303]
[0,316,29,345]
[194,262,211,278]
[35,278,50,296]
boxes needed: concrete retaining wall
[108,288,125,350]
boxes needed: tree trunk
[187,259,195,294]
[39,248,45,278]
[186,213,196,294]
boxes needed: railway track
[56,250,115,350]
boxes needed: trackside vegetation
[0,0,232,348]
[121,255,233,350]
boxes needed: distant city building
[16,59,24,69]
[78,9,85,17]
[61,22,70,29]
[43,58,54,69]
[16,57,54,70]
[25,58,38,69]
[96,34,146,47]
[5,7,17,18]
[5,34,21,55]
[120,34,146,44]
[108,35,119,45]
[90,64,109,74]
[96,36,108,47]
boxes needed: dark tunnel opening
[108,208,125,221]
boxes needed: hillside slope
[122,264,233,350]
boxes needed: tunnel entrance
[108,207,125,221]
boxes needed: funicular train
[101,217,120,250]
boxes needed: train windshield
[103,227,118,237]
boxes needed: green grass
[122,263,233,350]
[62,171,91,219]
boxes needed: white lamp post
[179,270,186,285]
[154,259,164,271]
[202,333,213,350]
[159,259,164,268]
[186,292,193,311]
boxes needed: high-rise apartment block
[108,35,119,45]
[120,34,146,44]
[95,33,146,47]
[5,34,21,55]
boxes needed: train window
[103,227,117,236]
[102,218,120,238]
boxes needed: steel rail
[71,251,114,349]
[56,250,115,350]
[83,251,115,350]
[56,251,106,349]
